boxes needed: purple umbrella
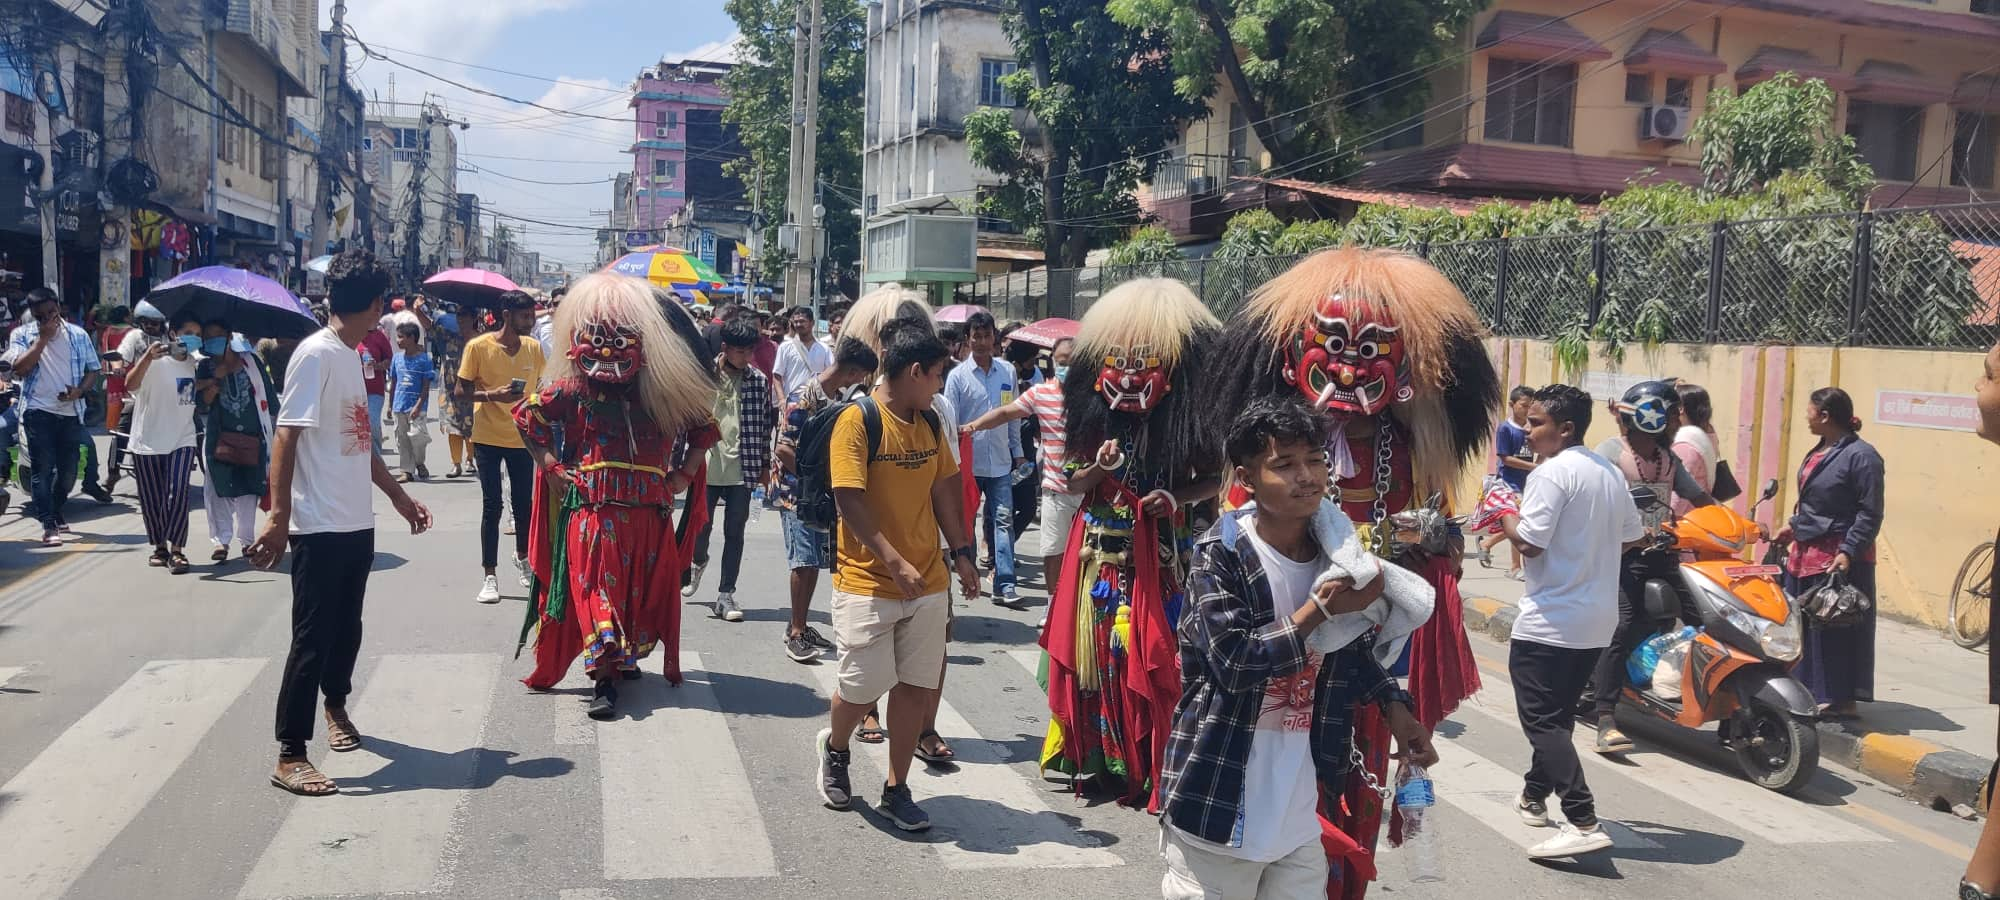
[146,266,321,339]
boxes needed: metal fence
[967,201,2000,351]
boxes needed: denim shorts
[781,508,828,570]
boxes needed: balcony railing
[1152,153,1246,201]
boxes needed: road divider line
[1429,729,1663,851]
[0,665,23,690]
[0,657,266,900]
[239,653,502,899]
[807,665,1122,870]
[601,652,779,881]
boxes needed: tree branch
[1193,0,1295,171]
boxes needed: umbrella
[933,304,986,324]
[1008,317,1079,349]
[145,266,319,339]
[672,287,710,305]
[424,268,521,308]
[606,245,726,288]
[304,255,334,274]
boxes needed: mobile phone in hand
[508,378,527,395]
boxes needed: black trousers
[691,483,751,594]
[276,529,375,757]
[1592,549,1681,715]
[1511,638,1601,827]
[474,443,534,569]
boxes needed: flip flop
[325,710,364,752]
[270,760,339,796]
[915,729,957,765]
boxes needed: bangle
[1097,451,1126,472]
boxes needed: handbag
[1802,568,1870,628]
[211,430,262,467]
[1710,459,1743,503]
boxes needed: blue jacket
[1787,433,1885,558]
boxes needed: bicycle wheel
[1948,541,1995,650]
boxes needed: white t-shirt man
[1511,445,1644,648]
[128,355,200,455]
[277,329,375,534]
[773,334,831,403]
[1174,517,1325,862]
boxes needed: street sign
[1875,390,1978,432]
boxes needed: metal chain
[1349,735,1395,804]
[1370,417,1396,526]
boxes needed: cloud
[332,0,587,61]
[667,33,742,65]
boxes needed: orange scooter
[1618,479,1819,794]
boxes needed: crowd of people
[9,240,2000,900]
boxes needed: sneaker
[815,727,852,810]
[714,592,743,622]
[1596,718,1634,754]
[682,564,705,598]
[514,555,532,588]
[476,575,501,604]
[877,781,931,831]
[586,680,618,721]
[995,584,1020,606]
[800,625,835,651]
[55,520,76,536]
[784,631,818,663]
[83,484,112,503]
[417,466,431,480]
[41,528,62,548]
[1526,821,1612,859]
[1517,793,1550,827]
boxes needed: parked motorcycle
[1617,478,1820,794]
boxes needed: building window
[258,101,279,181]
[1625,73,1652,105]
[1483,58,1576,147]
[3,92,32,136]
[1953,111,1997,189]
[1976,0,1999,14]
[1846,99,1922,181]
[395,127,422,150]
[72,67,103,134]
[979,59,1019,107]
[218,77,240,165]
[1664,77,1694,108]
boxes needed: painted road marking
[808,665,1121,870]
[239,653,502,899]
[1007,649,1042,682]
[0,657,266,900]
[601,652,779,881]
[0,665,23,690]
[1430,728,1663,851]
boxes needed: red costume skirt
[522,501,694,689]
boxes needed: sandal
[148,548,170,567]
[270,759,339,796]
[854,710,887,744]
[168,551,191,575]
[324,708,364,752]
[212,546,229,562]
[915,729,957,765]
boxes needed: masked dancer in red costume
[516,274,721,720]
[1040,278,1224,809]
[1209,247,1500,898]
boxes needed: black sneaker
[816,727,851,810]
[586,680,618,720]
[83,484,112,503]
[801,625,836,651]
[877,781,931,831]
[784,631,818,663]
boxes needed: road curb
[1461,593,1993,812]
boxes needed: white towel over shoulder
[1275,498,1436,666]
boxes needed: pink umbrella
[1008,317,1079,349]
[933,304,985,324]
[424,268,522,308]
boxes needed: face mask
[1053,366,1069,382]
[175,334,203,355]
[203,336,229,356]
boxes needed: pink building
[628,60,732,235]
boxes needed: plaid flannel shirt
[3,318,99,418]
[1158,506,1406,847]
[731,364,774,487]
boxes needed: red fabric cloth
[959,433,979,537]
[752,336,778,379]
[358,329,393,396]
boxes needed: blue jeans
[366,393,386,452]
[24,409,85,529]
[974,474,1016,592]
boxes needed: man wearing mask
[109,302,172,491]
[3,288,103,547]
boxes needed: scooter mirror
[1761,478,1779,501]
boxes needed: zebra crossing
[0,637,1963,900]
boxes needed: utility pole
[782,0,823,314]
[309,1,349,260]
[33,90,57,291]
[404,107,431,288]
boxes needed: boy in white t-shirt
[1494,384,1645,860]
[247,249,433,799]
[1157,398,1435,899]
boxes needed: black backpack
[793,395,942,533]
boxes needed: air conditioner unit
[1642,105,1693,141]
[655,127,672,138]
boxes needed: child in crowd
[388,322,435,482]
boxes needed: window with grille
[1484,58,1576,147]
[1625,73,1652,105]
[1952,111,1997,189]
[979,59,1019,107]
[1664,77,1693,108]
[1846,99,1922,181]
[259,102,279,181]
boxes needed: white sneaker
[514,555,532,588]
[476,575,501,604]
[1516,793,1550,827]
[715,592,743,622]
[682,564,705,598]
[1526,822,1613,859]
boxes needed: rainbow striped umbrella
[605,245,726,288]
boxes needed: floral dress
[436,325,474,438]
[201,355,274,497]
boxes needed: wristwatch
[952,545,977,564]
[1963,879,1999,900]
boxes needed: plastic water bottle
[1395,762,1442,883]
[749,486,764,524]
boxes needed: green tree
[1689,73,1875,204]
[965,0,1205,269]
[1104,225,1184,265]
[723,0,865,285]
[1107,0,1487,178]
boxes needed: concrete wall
[1485,337,1995,627]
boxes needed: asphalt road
[0,457,1985,900]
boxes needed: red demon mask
[1288,293,1411,415]
[1096,344,1170,413]
[570,321,644,384]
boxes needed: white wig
[551,273,715,431]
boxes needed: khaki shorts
[831,590,950,705]
[1039,489,1083,557]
